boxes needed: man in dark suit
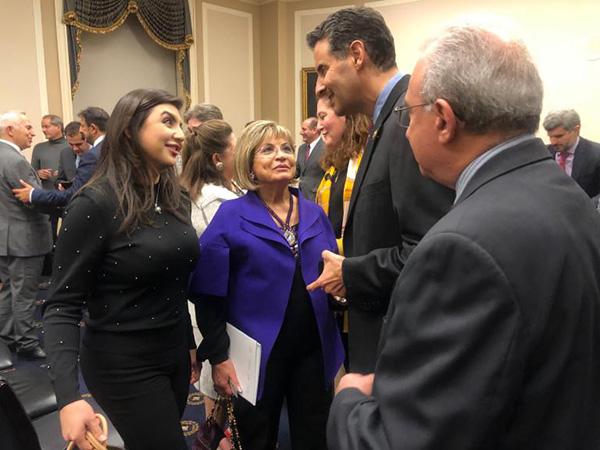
[296,117,325,201]
[327,23,600,450]
[56,121,91,183]
[306,7,454,373]
[13,107,108,208]
[543,109,600,198]
[0,111,53,360]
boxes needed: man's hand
[336,373,375,396]
[59,400,106,450]
[12,179,34,204]
[212,359,242,397]
[306,250,347,297]
[37,168,53,179]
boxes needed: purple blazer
[189,188,345,400]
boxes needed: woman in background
[189,120,344,450]
[43,88,198,450]
[316,97,371,251]
[315,97,371,370]
[180,119,243,425]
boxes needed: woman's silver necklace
[154,183,162,214]
[260,194,298,257]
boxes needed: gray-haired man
[184,103,223,133]
[0,111,53,360]
[328,22,600,450]
[543,109,600,198]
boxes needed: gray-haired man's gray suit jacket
[0,141,53,257]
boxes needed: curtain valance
[63,0,193,109]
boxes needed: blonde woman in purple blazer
[189,121,344,450]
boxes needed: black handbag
[192,399,226,450]
[192,397,242,450]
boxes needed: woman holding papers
[180,119,243,426]
[189,120,344,450]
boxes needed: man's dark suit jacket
[549,136,600,198]
[328,138,600,450]
[56,146,77,183]
[31,143,101,207]
[296,137,325,201]
[341,75,454,373]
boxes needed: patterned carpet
[11,284,292,449]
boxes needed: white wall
[367,0,600,142]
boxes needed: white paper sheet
[226,323,262,406]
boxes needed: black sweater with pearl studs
[43,181,200,409]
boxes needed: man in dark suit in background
[327,22,600,450]
[13,107,108,208]
[0,111,53,360]
[296,117,325,201]
[543,109,600,198]
[306,7,454,373]
[56,121,91,184]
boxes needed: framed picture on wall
[302,67,318,120]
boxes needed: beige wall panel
[292,5,354,141]
[41,0,62,117]
[368,0,600,142]
[0,0,46,160]
[260,2,280,121]
[193,0,260,118]
[203,3,254,135]
[73,18,177,115]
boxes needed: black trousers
[233,266,332,450]
[80,343,190,450]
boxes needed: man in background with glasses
[306,6,453,375]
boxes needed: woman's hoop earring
[215,162,224,172]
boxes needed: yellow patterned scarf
[315,152,363,255]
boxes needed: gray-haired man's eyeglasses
[393,103,430,129]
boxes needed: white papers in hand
[226,323,262,406]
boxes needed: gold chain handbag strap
[66,413,109,450]
[226,398,243,450]
[208,395,222,420]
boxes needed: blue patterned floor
[14,286,292,449]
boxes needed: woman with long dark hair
[180,119,243,427]
[43,88,198,450]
